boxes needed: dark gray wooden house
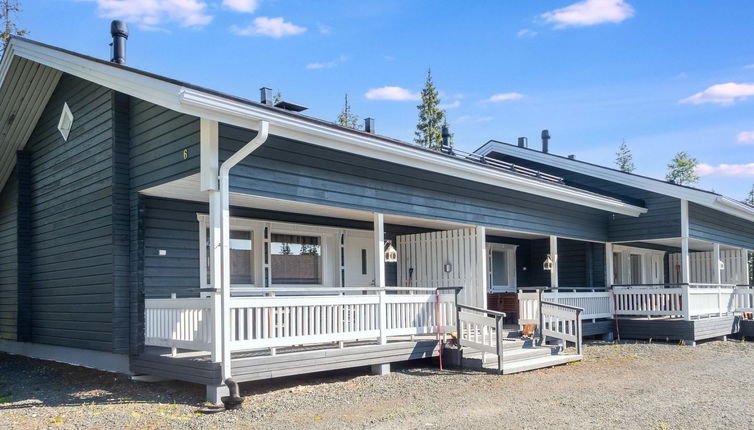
[0,27,752,403]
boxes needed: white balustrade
[144,298,213,351]
[735,287,754,312]
[518,289,612,325]
[145,289,456,353]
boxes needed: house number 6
[183,149,189,160]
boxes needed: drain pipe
[218,121,270,383]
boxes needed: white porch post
[476,226,488,309]
[372,213,390,376]
[713,243,722,285]
[605,242,613,288]
[549,235,559,289]
[373,213,386,344]
[201,119,228,403]
[680,199,691,284]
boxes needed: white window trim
[197,213,370,290]
[487,243,518,293]
[612,244,666,285]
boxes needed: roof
[475,140,754,223]
[0,36,646,217]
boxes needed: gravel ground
[1,340,754,429]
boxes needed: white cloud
[94,0,213,29]
[222,0,259,13]
[476,116,493,123]
[439,100,461,109]
[697,163,754,178]
[517,28,538,38]
[364,86,420,101]
[737,131,754,144]
[484,92,524,102]
[541,0,634,29]
[305,55,347,70]
[231,16,307,38]
[453,115,493,124]
[744,64,754,69]
[317,23,333,34]
[680,82,754,106]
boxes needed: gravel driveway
[1,340,753,429]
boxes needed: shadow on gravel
[0,354,466,410]
[0,353,203,410]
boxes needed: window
[57,102,74,141]
[488,244,517,293]
[271,233,322,285]
[203,228,255,286]
[613,252,622,284]
[230,230,254,285]
[630,254,642,285]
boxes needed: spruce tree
[336,93,360,129]
[615,139,635,173]
[1,0,28,55]
[665,151,699,186]
[746,184,754,206]
[414,68,447,151]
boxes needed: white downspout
[218,120,269,381]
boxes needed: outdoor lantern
[543,254,554,271]
[384,240,398,263]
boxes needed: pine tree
[414,68,447,151]
[273,91,283,105]
[746,184,754,206]
[1,0,28,56]
[615,139,635,173]
[665,151,699,186]
[336,93,360,129]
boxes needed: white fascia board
[179,88,647,217]
[478,142,754,223]
[7,38,647,217]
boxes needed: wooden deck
[616,315,741,343]
[131,337,440,386]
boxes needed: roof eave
[4,38,646,217]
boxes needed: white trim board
[0,340,131,374]
[0,38,645,217]
[476,141,754,223]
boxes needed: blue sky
[15,0,754,199]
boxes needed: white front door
[344,235,374,287]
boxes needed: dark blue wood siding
[688,203,754,249]
[0,171,17,340]
[129,99,199,191]
[141,197,433,298]
[25,74,115,351]
[483,151,681,242]
[220,125,610,242]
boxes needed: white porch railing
[734,286,754,313]
[613,284,743,319]
[457,304,505,373]
[518,284,754,325]
[540,301,583,355]
[519,289,612,325]
[144,297,213,351]
[144,287,456,353]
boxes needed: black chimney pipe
[364,117,375,134]
[110,20,128,65]
[441,125,450,147]
[517,137,528,148]
[260,87,273,106]
[541,129,551,153]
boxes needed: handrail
[457,304,506,318]
[538,294,583,355]
[541,300,583,312]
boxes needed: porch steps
[460,339,581,374]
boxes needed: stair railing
[456,304,506,373]
[538,297,584,356]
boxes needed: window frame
[487,243,518,293]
